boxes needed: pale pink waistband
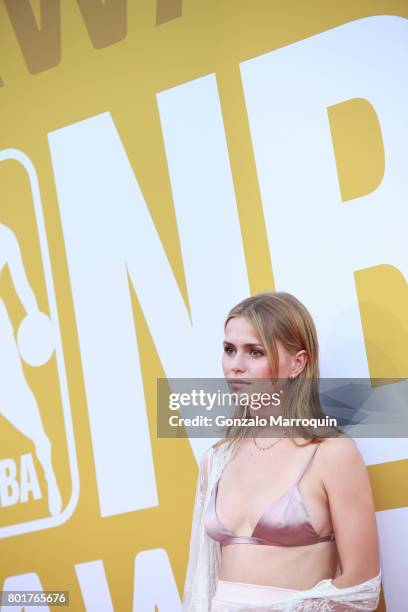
[212,579,301,605]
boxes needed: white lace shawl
[182,441,382,612]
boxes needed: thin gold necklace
[251,431,286,451]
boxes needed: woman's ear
[291,350,308,378]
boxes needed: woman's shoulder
[315,435,366,474]
[291,434,357,450]
[290,435,363,466]
[199,439,229,464]
[205,438,238,465]
[210,438,236,453]
[317,434,360,452]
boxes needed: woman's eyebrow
[223,341,264,348]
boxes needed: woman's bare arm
[320,436,381,587]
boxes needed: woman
[182,292,381,611]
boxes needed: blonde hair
[213,291,338,451]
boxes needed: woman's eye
[250,349,264,357]
[224,347,234,354]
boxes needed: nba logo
[0,149,79,538]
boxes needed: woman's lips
[227,379,251,385]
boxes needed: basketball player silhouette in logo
[0,223,62,516]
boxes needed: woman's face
[222,315,301,383]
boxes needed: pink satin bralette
[204,443,335,547]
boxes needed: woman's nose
[231,356,246,374]
[231,366,245,374]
